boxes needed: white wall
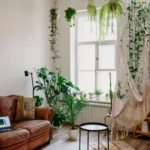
[57,0,128,81]
[0,0,52,97]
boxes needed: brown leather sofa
[0,95,54,150]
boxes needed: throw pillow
[15,96,35,121]
[0,95,17,123]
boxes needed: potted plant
[64,94,88,141]
[34,67,80,128]
[94,89,103,100]
[65,7,76,27]
[99,0,124,40]
[87,0,97,22]
[88,92,94,99]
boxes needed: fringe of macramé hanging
[111,119,129,143]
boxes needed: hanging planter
[65,7,76,27]
[99,0,124,40]
[87,0,97,22]
[49,0,60,71]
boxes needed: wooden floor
[39,124,150,150]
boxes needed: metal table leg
[87,131,89,150]
[79,128,81,150]
[107,129,109,150]
[98,131,99,150]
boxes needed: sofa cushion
[13,120,51,138]
[0,128,29,149]
[0,95,17,123]
[15,96,35,121]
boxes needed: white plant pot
[97,95,101,100]
[141,121,149,132]
[68,128,79,141]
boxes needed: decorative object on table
[105,93,110,100]
[34,95,43,107]
[64,94,88,141]
[87,0,97,22]
[65,7,76,27]
[109,72,113,113]
[24,70,34,98]
[49,0,60,71]
[79,122,109,150]
[34,67,80,128]
[94,89,103,100]
[99,0,124,40]
[88,92,94,99]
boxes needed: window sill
[85,98,111,104]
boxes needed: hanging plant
[49,0,60,71]
[99,0,124,40]
[87,0,97,22]
[65,7,76,27]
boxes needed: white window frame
[75,11,117,93]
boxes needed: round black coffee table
[79,122,109,150]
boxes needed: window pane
[78,44,95,70]
[99,45,115,69]
[78,15,97,42]
[78,71,95,93]
[97,71,116,94]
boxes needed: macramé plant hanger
[65,0,76,27]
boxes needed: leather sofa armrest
[35,107,54,121]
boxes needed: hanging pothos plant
[49,0,60,71]
[87,0,97,22]
[65,7,76,27]
[99,0,124,40]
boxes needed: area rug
[42,139,118,150]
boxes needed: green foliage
[109,73,113,111]
[64,95,88,129]
[34,96,43,107]
[34,67,80,126]
[99,0,124,40]
[87,0,97,22]
[127,0,150,79]
[88,92,94,96]
[65,7,76,27]
[94,89,103,95]
[51,109,67,127]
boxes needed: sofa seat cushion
[13,120,51,138]
[0,128,29,149]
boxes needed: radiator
[75,103,112,128]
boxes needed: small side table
[79,122,109,150]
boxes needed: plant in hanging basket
[99,0,124,40]
[65,7,76,27]
[87,0,97,21]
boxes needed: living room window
[75,12,117,95]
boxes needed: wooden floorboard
[39,124,150,150]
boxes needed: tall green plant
[99,0,124,40]
[64,95,87,130]
[34,67,80,127]
[87,0,97,21]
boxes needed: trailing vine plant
[87,0,97,22]
[127,0,150,79]
[49,0,60,71]
[99,0,124,40]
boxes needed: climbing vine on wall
[127,0,150,79]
